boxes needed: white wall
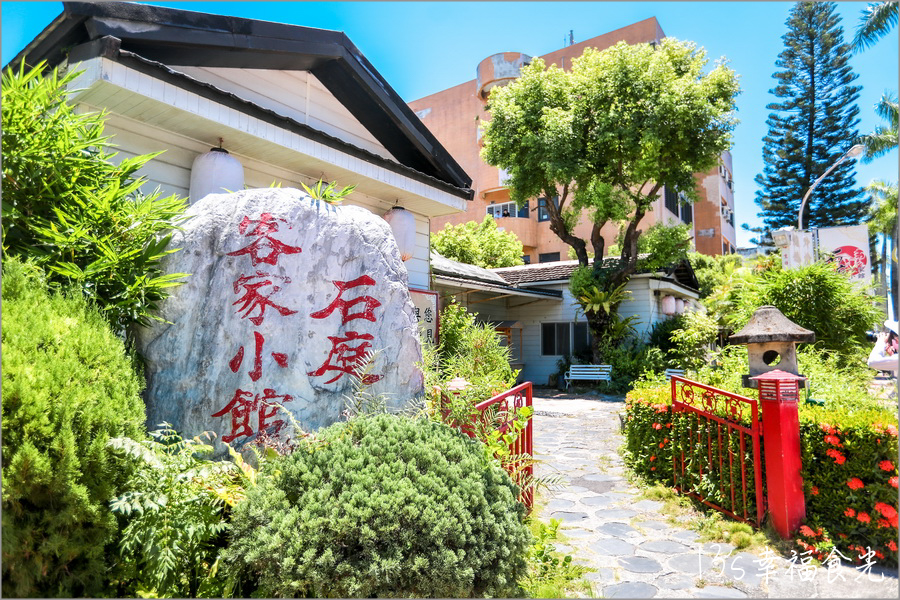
[85,111,432,289]
[175,67,397,162]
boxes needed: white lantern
[661,294,676,316]
[189,145,244,204]
[382,206,416,261]
[675,298,686,314]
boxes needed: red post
[751,370,806,538]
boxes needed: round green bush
[1,258,147,597]
[226,413,531,597]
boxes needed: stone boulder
[136,188,423,450]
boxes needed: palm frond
[852,1,899,52]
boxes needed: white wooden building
[9,1,474,291]
[432,254,701,385]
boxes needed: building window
[522,254,531,264]
[537,196,558,222]
[680,200,693,225]
[541,322,571,356]
[487,200,528,219]
[664,187,679,216]
[538,252,560,263]
[541,322,592,356]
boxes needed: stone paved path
[532,390,899,598]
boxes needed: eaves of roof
[8,1,473,195]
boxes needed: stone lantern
[728,305,815,389]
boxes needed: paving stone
[581,494,616,506]
[702,541,735,556]
[559,527,593,538]
[618,555,663,573]
[596,508,638,520]
[597,522,638,538]
[589,538,635,556]
[671,530,702,543]
[656,574,695,590]
[551,510,589,523]
[584,567,616,583]
[569,477,615,494]
[546,498,576,511]
[564,485,589,493]
[582,473,621,482]
[552,543,573,555]
[667,552,714,575]
[639,539,691,554]
[602,581,658,598]
[722,552,766,587]
[635,520,669,531]
[631,499,665,511]
[694,585,748,598]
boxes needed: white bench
[565,364,612,389]
[664,368,685,381]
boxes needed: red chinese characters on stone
[211,387,294,443]
[310,275,382,324]
[230,331,289,382]
[232,271,297,326]
[307,331,383,385]
[227,213,302,266]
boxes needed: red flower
[826,449,846,465]
[839,533,848,539]
[799,525,816,537]
[820,423,835,434]
[652,422,662,430]
[878,519,892,528]
[659,442,665,448]
[650,466,656,471]
[811,486,819,495]
[666,422,673,429]
[857,512,871,524]
[876,550,885,560]
[649,455,657,462]
[824,434,842,446]
[887,425,898,437]
[888,540,898,552]
[879,460,895,472]
[846,478,865,490]
[875,502,898,519]
[844,507,857,518]
[890,476,898,489]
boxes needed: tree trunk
[891,227,898,321]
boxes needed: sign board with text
[409,288,439,346]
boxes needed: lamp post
[796,144,864,230]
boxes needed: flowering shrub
[625,373,899,567]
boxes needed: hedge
[624,375,898,566]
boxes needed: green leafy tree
[481,39,739,362]
[752,2,864,240]
[732,261,883,362]
[1,61,188,336]
[859,93,898,161]
[432,215,524,268]
[609,222,693,272]
[1,258,147,597]
[688,251,744,299]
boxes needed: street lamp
[797,144,864,230]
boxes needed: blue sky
[3,1,897,248]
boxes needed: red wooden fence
[671,376,765,526]
[471,382,534,510]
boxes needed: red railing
[671,376,765,526]
[469,382,534,510]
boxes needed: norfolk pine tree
[753,2,864,240]
[481,39,739,362]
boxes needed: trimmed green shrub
[1,257,147,597]
[624,347,899,566]
[2,61,188,335]
[225,413,531,598]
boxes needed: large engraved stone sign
[136,188,423,449]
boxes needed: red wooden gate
[670,376,765,526]
[472,382,534,510]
